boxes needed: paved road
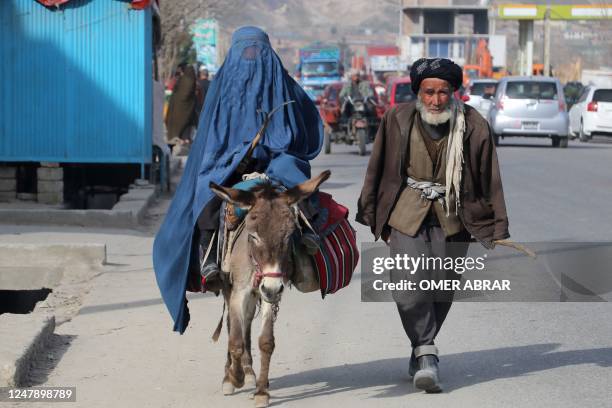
[5,137,612,408]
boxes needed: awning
[130,0,155,10]
[36,0,158,9]
[36,0,70,6]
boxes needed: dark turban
[410,58,463,94]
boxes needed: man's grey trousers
[389,224,470,348]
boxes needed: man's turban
[410,58,463,94]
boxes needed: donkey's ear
[282,170,331,206]
[209,182,255,209]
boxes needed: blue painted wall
[0,0,152,164]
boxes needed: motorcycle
[325,96,375,156]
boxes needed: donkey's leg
[222,308,235,395]
[242,296,258,388]
[221,290,236,395]
[254,301,276,408]
[227,288,251,390]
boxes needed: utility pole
[543,2,551,76]
[518,19,534,76]
[398,0,403,46]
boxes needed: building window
[456,42,465,59]
[428,40,450,58]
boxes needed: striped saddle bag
[311,192,359,297]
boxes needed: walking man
[196,66,210,115]
[356,58,510,392]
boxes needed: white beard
[416,96,453,125]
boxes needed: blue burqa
[153,27,323,333]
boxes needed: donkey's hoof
[254,393,269,408]
[245,373,257,388]
[222,381,235,395]
[228,371,245,389]
[230,377,245,389]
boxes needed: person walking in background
[195,66,210,115]
[165,63,197,152]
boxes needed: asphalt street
[4,136,612,408]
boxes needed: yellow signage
[498,4,612,20]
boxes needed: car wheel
[568,123,576,140]
[493,133,500,146]
[579,121,589,142]
[551,136,560,147]
[559,137,568,148]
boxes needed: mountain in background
[159,0,611,76]
[222,0,400,39]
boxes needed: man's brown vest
[388,120,464,237]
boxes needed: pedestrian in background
[165,63,197,151]
[196,66,210,115]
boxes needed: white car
[569,87,612,142]
[464,79,498,120]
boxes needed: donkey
[209,170,330,408]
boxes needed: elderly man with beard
[356,58,510,393]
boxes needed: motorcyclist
[339,69,374,122]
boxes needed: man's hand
[381,229,391,245]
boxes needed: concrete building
[400,0,505,68]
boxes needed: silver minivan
[489,76,569,147]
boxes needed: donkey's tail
[212,301,226,342]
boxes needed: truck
[462,39,493,87]
[366,45,401,83]
[297,44,343,102]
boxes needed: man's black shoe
[413,345,442,393]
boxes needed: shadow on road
[318,182,356,190]
[77,292,214,315]
[268,343,612,404]
[499,142,612,149]
[27,334,77,386]
[311,163,368,170]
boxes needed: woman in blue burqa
[153,27,323,334]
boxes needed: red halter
[250,252,285,289]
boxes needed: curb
[0,186,157,229]
[0,312,55,387]
[0,243,107,268]
[0,157,183,229]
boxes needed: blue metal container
[0,0,152,166]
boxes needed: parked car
[464,79,498,119]
[568,86,612,142]
[488,76,569,147]
[387,77,416,107]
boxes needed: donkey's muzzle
[260,280,284,303]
